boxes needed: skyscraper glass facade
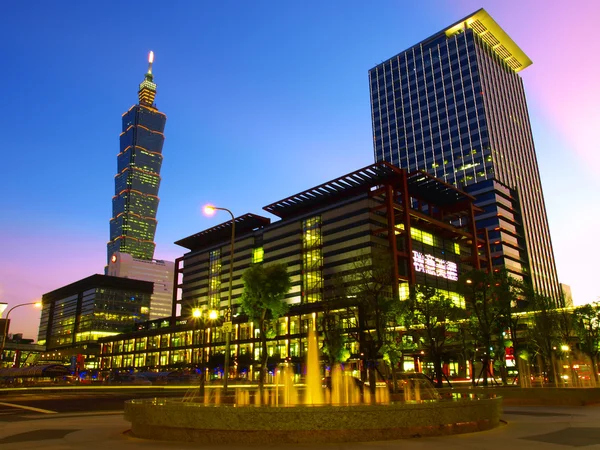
[369,9,560,300]
[38,275,152,349]
[108,55,166,262]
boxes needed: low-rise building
[0,334,45,369]
[99,163,490,377]
[107,252,174,319]
[38,274,153,370]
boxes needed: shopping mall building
[98,162,490,378]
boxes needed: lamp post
[204,204,235,395]
[0,302,42,365]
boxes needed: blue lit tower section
[107,52,167,262]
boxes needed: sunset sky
[1,0,598,339]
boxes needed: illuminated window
[454,242,461,255]
[208,249,221,310]
[302,216,323,303]
[434,288,465,309]
[411,227,434,246]
[252,247,264,263]
[399,282,410,301]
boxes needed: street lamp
[203,204,235,394]
[0,302,42,365]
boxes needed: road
[0,387,191,422]
[1,388,600,449]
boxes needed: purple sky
[1,0,598,340]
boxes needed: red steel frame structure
[264,162,491,296]
[171,162,491,316]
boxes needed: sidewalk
[1,405,600,449]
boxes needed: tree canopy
[239,263,291,397]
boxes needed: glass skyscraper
[369,9,561,300]
[107,52,166,262]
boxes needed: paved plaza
[0,405,600,449]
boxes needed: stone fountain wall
[124,397,502,444]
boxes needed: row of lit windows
[208,250,221,310]
[302,216,323,303]
[398,282,465,308]
[102,315,352,356]
[395,225,461,255]
[101,336,361,370]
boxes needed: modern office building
[98,162,489,376]
[462,179,528,281]
[107,252,174,320]
[38,274,153,368]
[368,9,561,300]
[0,334,45,369]
[107,52,167,263]
[561,283,574,308]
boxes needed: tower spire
[138,51,157,107]
[147,51,154,75]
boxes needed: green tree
[236,350,256,376]
[189,313,223,398]
[239,263,291,400]
[319,276,354,370]
[404,285,464,388]
[459,269,527,386]
[455,318,477,383]
[555,304,578,383]
[380,332,416,392]
[526,293,560,383]
[493,270,526,385]
[340,251,397,397]
[319,312,350,368]
[573,303,600,383]
[459,270,500,386]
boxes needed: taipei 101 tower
[107,52,167,263]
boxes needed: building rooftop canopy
[406,170,476,208]
[444,8,532,72]
[373,8,532,74]
[264,162,475,219]
[42,274,154,303]
[175,213,271,251]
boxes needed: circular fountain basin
[124,396,502,444]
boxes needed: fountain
[124,329,502,444]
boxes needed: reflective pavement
[1,405,600,449]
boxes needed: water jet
[125,329,501,444]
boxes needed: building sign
[412,250,458,281]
